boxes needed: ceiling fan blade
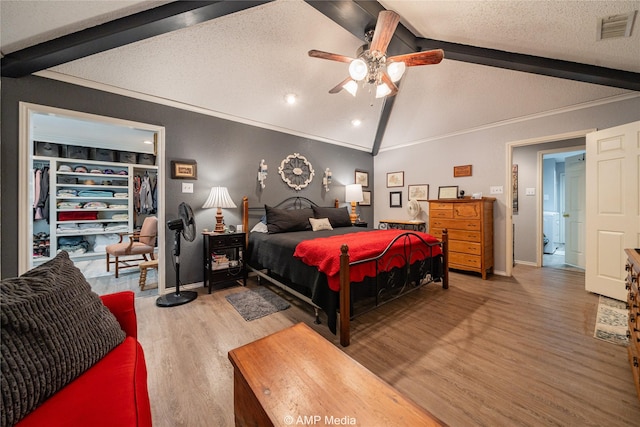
[369,10,401,56]
[388,49,444,67]
[329,76,354,94]
[308,49,354,64]
[381,73,399,97]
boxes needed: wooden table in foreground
[228,323,446,427]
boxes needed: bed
[241,196,448,346]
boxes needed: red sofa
[15,291,152,427]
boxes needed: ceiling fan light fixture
[343,80,358,96]
[348,58,368,81]
[375,83,391,98]
[387,61,406,82]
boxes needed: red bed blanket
[293,229,442,291]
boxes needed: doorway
[19,102,166,295]
[541,149,586,270]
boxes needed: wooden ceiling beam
[306,0,640,155]
[1,1,272,78]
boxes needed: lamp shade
[345,184,364,203]
[202,186,237,209]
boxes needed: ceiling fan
[309,10,444,98]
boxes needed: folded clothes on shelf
[57,189,78,197]
[77,190,114,197]
[83,201,108,209]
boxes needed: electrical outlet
[182,183,194,193]
[489,185,503,194]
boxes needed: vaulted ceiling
[2,1,639,154]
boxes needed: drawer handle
[633,356,639,367]
[626,263,632,272]
[631,314,636,323]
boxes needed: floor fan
[156,202,198,307]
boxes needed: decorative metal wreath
[278,153,315,191]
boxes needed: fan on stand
[156,202,198,307]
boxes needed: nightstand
[353,222,368,228]
[202,231,247,293]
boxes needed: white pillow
[250,222,268,233]
[309,217,333,231]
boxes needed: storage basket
[89,148,116,162]
[66,145,90,160]
[35,141,62,157]
[137,153,156,165]
[118,151,137,164]
[57,176,78,184]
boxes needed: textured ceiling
[2,0,638,153]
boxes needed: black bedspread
[247,227,443,334]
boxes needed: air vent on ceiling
[597,11,637,40]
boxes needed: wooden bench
[228,323,446,426]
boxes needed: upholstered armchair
[106,216,157,278]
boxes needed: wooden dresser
[428,197,495,279]
[625,248,640,402]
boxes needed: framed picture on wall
[361,191,371,206]
[387,171,404,188]
[389,191,402,207]
[171,160,197,179]
[355,170,369,188]
[408,184,429,201]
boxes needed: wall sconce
[323,168,332,191]
[258,159,268,189]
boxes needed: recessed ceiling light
[143,140,153,144]
[285,93,297,105]
[351,119,362,127]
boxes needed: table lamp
[202,186,237,233]
[345,184,363,224]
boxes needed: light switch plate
[525,187,535,196]
[182,182,194,193]
[490,185,503,194]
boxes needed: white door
[585,121,640,301]
[564,153,585,267]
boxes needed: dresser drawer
[209,235,244,248]
[449,252,481,268]
[430,202,453,211]
[453,204,481,219]
[450,241,481,255]
[629,340,640,401]
[430,218,481,231]
[448,229,481,242]
[430,209,453,219]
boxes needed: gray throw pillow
[312,206,352,228]
[0,251,125,427]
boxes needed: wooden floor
[136,265,640,426]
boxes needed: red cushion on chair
[15,337,152,427]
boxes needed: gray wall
[1,75,373,286]
[374,95,640,275]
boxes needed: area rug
[593,295,629,346]
[225,287,291,321]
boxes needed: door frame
[539,147,585,267]
[18,102,166,294]
[505,129,595,276]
